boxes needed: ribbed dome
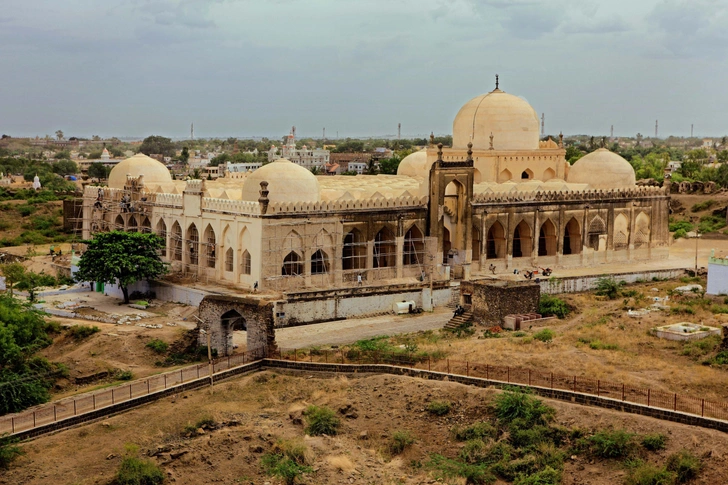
[567,148,636,189]
[452,89,540,150]
[396,149,429,177]
[108,153,172,189]
[242,158,320,203]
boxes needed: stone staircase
[443,311,473,331]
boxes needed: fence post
[93,394,96,410]
[550,372,553,389]
[447,359,450,374]
[674,393,677,411]
[486,364,489,380]
[428,356,431,371]
[622,384,625,401]
[33,412,36,427]
[164,374,167,388]
[647,389,651,407]
[294,349,297,362]
[11,417,14,433]
[701,399,705,417]
[507,367,510,383]
[73,400,77,415]
[180,369,183,383]
[573,376,576,392]
[597,380,600,397]
[466,361,469,377]
[129,385,132,399]
[528,369,531,386]
[340,349,344,364]
[112,389,115,405]
[148,380,151,394]
[54,405,57,421]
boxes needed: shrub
[698,214,726,233]
[626,463,676,485]
[595,277,625,299]
[673,229,687,239]
[641,433,667,451]
[428,454,496,485]
[451,421,497,442]
[426,400,452,416]
[304,405,340,436]
[492,388,554,427]
[146,339,169,354]
[538,295,571,319]
[666,450,703,483]
[690,200,716,212]
[586,429,635,459]
[66,325,100,340]
[117,370,133,381]
[115,454,165,485]
[261,452,312,485]
[16,204,36,217]
[390,430,416,455]
[514,466,561,485]
[533,329,555,342]
[0,435,24,469]
[669,220,693,233]
[271,439,311,465]
[712,350,728,365]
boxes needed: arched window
[542,168,556,181]
[115,215,124,230]
[311,249,329,274]
[472,226,481,262]
[241,250,251,275]
[203,225,216,268]
[512,220,532,258]
[171,221,182,261]
[282,251,302,276]
[128,215,138,232]
[141,217,151,233]
[156,219,167,254]
[498,169,512,182]
[486,222,505,259]
[588,216,606,250]
[563,217,581,255]
[538,220,557,256]
[521,169,533,180]
[343,229,365,270]
[403,226,425,266]
[187,224,199,265]
[373,227,396,268]
[613,214,629,250]
[225,248,234,272]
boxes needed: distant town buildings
[268,129,330,169]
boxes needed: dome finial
[437,143,443,162]
[495,74,499,90]
[489,132,494,150]
[466,142,473,161]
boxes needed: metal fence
[273,348,728,422]
[0,347,265,436]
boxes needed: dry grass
[326,454,355,472]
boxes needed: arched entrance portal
[512,221,532,258]
[221,309,246,355]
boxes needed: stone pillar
[303,249,311,287]
[556,208,564,266]
[531,210,539,264]
[366,240,374,276]
[505,210,513,269]
[396,236,404,279]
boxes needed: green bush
[492,388,554,427]
[641,433,667,451]
[117,370,133,381]
[390,430,416,455]
[698,214,726,233]
[16,204,36,217]
[673,229,688,239]
[426,400,452,416]
[304,405,340,436]
[514,466,561,485]
[666,450,703,483]
[626,463,676,485]
[712,350,728,365]
[146,339,169,354]
[538,295,571,319]
[595,277,625,299]
[533,329,555,342]
[115,455,165,485]
[452,421,497,442]
[669,220,693,233]
[261,452,312,485]
[0,436,24,469]
[586,429,635,459]
[428,454,496,485]
[66,325,100,340]
[690,200,716,212]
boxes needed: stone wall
[541,268,686,294]
[461,280,540,325]
[198,295,276,356]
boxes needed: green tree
[55,130,63,141]
[53,150,71,160]
[180,147,190,164]
[88,162,109,179]
[138,135,175,157]
[209,153,231,167]
[0,263,25,296]
[52,159,78,176]
[378,156,401,174]
[87,150,103,159]
[109,146,125,158]
[75,232,168,303]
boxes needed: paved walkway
[234,308,452,350]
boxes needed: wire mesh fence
[272,348,728,422]
[0,347,266,436]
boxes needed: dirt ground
[2,370,726,485]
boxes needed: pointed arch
[128,215,138,232]
[187,223,199,265]
[115,214,124,230]
[613,213,629,250]
[374,227,396,268]
[343,228,365,270]
[538,219,557,256]
[521,169,533,180]
[403,225,425,266]
[486,221,505,259]
[512,220,532,258]
[155,219,167,254]
[588,216,606,250]
[472,226,481,262]
[171,221,182,261]
[141,216,151,233]
[225,247,234,272]
[473,168,482,184]
[442,226,452,264]
[542,168,556,181]
[563,217,581,255]
[282,230,303,253]
[241,250,251,275]
[634,212,650,248]
[311,249,329,274]
[282,251,302,276]
[498,169,512,182]
[203,224,216,268]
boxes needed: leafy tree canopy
[88,162,109,179]
[75,231,168,303]
[139,135,175,158]
[52,159,78,176]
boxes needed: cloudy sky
[2,0,727,139]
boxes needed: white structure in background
[100,148,111,160]
[32,174,41,190]
[223,161,262,174]
[268,128,329,169]
[707,249,728,295]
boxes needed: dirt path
[233,308,452,350]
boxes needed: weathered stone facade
[198,295,276,356]
[460,280,540,326]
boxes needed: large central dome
[452,89,540,151]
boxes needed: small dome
[567,148,636,189]
[397,149,429,177]
[108,153,172,189]
[452,89,539,150]
[242,158,320,203]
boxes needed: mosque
[82,81,670,307]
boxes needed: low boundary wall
[540,268,688,294]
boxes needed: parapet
[472,185,667,204]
